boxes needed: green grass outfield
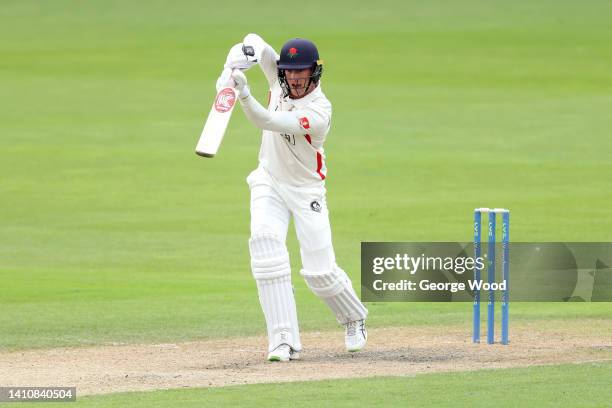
[1,0,611,405]
[1,0,611,351]
[9,362,612,408]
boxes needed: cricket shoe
[344,319,367,352]
[267,344,300,362]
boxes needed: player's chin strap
[278,71,309,98]
[278,62,324,98]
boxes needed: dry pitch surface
[2,319,611,396]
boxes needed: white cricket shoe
[344,319,367,352]
[267,344,299,362]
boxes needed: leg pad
[249,233,301,351]
[301,266,368,325]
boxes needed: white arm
[231,69,329,135]
[239,93,305,134]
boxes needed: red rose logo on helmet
[214,88,236,113]
[299,117,310,129]
[288,47,298,58]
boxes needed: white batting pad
[301,266,368,325]
[249,233,301,352]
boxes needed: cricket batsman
[217,34,368,362]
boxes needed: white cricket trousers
[246,166,368,352]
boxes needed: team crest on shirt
[299,117,310,130]
[310,200,322,212]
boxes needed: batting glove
[224,43,257,71]
[231,69,250,99]
[215,67,234,92]
[242,33,266,61]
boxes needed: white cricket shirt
[244,43,332,186]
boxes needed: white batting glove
[231,69,250,99]
[243,33,266,61]
[215,67,234,92]
[224,43,257,71]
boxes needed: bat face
[195,87,237,158]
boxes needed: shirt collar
[285,83,322,105]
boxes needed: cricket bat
[195,86,238,158]
[195,45,255,158]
